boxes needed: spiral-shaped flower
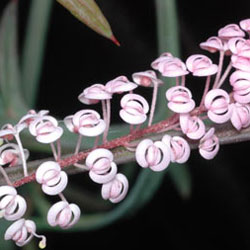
[199,128,219,160]
[228,37,250,58]
[132,70,163,87]
[231,54,250,72]
[151,52,173,70]
[47,201,80,229]
[162,135,191,163]
[231,102,250,130]
[204,89,233,123]
[166,86,195,113]
[85,148,117,184]
[0,143,29,167]
[29,116,63,143]
[5,219,46,248]
[199,36,224,53]
[186,54,218,76]
[0,186,27,221]
[218,24,245,41]
[240,19,250,34]
[179,114,206,140]
[35,161,68,195]
[64,109,106,137]
[135,139,171,171]
[18,110,49,126]
[101,173,129,203]
[119,94,149,125]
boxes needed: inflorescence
[1,19,250,248]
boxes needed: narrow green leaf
[0,1,27,119]
[56,0,120,45]
[0,220,14,250]
[21,0,53,107]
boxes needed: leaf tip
[110,35,120,47]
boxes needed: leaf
[0,1,27,119]
[0,220,14,250]
[56,0,120,45]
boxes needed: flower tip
[110,35,120,47]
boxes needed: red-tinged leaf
[56,0,120,45]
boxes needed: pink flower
[64,109,106,137]
[0,123,26,141]
[204,89,233,123]
[230,70,250,103]
[151,52,174,70]
[218,24,245,41]
[0,143,29,167]
[29,116,63,143]
[105,76,137,94]
[5,219,46,248]
[119,94,149,125]
[135,139,171,171]
[199,36,224,53]
[231,55,250,72]
[186,54,218,76]
[85,148,117,184]
[132,70,163,87]
[230,102,250,130]
[101,173,129,203]
[239,19,250,34]
[47,201,80,229]
[179,114,206,140]
[35,161,68,195]
[0,186,27,221]
[18,110,49,126]
[166,86,195,113]
[162,135,190,163]
[78,84,112,105]
[199,128,219,160]
[228,37,250,58]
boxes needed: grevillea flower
[85,148,117,184]
[231,55,250,72]
[132,70,163,87]
[228,37,250,58]
[230,102,250,130]
[119,94,149,125]
[0,123,26,141]
[199,128,219,160]
[218,24,245,41]
[0,143,29,167]
[199,36,224,53]
[78,84,112,105]
[179,114,206,140]
[18,110,49,126]
[64,109,106,137]
[162,135,191,163]
[105,76,137,94]
[151,52,174,70]
[166,86,195,113]
[186,54,218,76]
[135,139,171,171]
[240,19,250,34]
[101,173,129,203]
[29,116,63,143]
[0,185,27,221]
[35,161,68,195]
[47,201,80,229]
[5,219,46,248]
[230,70,250,103]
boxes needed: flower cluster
[0,19,250,248]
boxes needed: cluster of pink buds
[1,18,250,248]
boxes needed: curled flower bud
[231,55,250,72]
[199,128,219,160]
[64,109,106,137]
[105,76,137,94]
[78,84,112,105]
[0,143,29,167]
[85,148,117,184]
[29,116,63,143]
[47,201,80,229]
[231,103,250,130]
[162,135,190,163]
[0,186,27,221]
[101,173,129,203]
[166,86,195,113]
[179,114,206,140]
[240,19,250,34]
[135,139,171,171]
[35,161,68,195]
[132,70,163,87]
[186,54,218,76]
[5,219,46,247]
[218,24,245,41]
[204,89,233,124]
[200,36,224,53]
[119,94,149,125]
[228,37,250,58]
[18,110,49,126]
[151,52,174,70]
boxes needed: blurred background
[1,0,250,249]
